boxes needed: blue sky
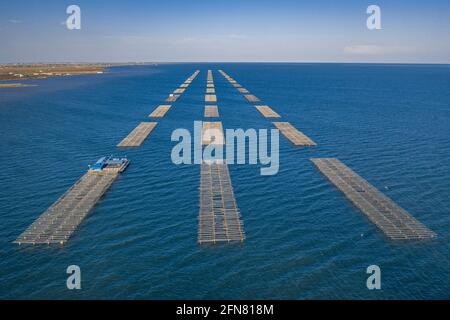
[0,0,449,63]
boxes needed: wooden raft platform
[15,171,119,245]
[255,105,280,118]
[311,158,436,240]
[238,87,249,94]
[166,94,180,102]
[273,122,316,146]
[204,105,219,118]
[149,105,171,118]
[244,94,261,102]
[117,122,157,147]
[205,94,217,103]
[202,121,224,145]
[207,83,214,88]
[206,88,215,93]
[174,88,185,94]
[198,160,245,244]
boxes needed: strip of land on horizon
[0,63,143,81]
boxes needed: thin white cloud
[9,19,22,24]
[344,45,414,56]
[101,34,247,46]
[227,34,246,40]
[344,45,385,55]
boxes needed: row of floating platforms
[204,71,218,117]
[199,160,245,244]
[199,74,245,244]
[15,156,130,245]
[312,158,436,240]
[117,122,157,147]
[15,69,436,246]
[185,70,200,85]
[127,71,200,146]
[207,69,214,82]
[219,70,263,104]
[120,71,200,148]
[205,70,217,103]
[178,70,200,88]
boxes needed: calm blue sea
[0,63,449,299]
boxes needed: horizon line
[1,61,449,66]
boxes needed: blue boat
[89,155,130,173]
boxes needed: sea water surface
[0,63,449,299]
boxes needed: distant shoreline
[0,83,37,88]
[0,63,143,81]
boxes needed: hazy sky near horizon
[0,0,449,63]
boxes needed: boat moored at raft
[14,156,130,245]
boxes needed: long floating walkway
[255,105,280,118]
[198,160,245,244]
[15,159,129,245]
[188,70,200,80]
[273,122,316,146]
[219,70,262,103]
[179,71,199,90]
[202,121,224,145]
[311,158,436,240]
[183,70,200,87]
[117,122,157,147]
[149,105,171,118]
[204,105,219,118]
